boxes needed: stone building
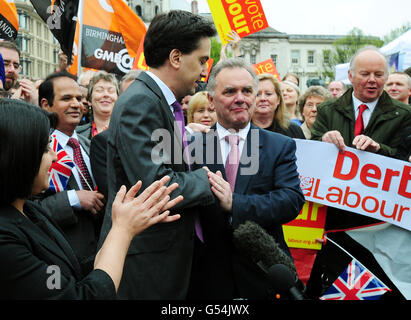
[14,0,60,80]
[242,27,344,90]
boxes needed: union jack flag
[48,134,75,193]
[320,259,391,300]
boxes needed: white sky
[194,0,411,38]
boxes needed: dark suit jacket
[0,201,115,299]
[190,124,305,299]
[98,71,214,299]
[396,125,411,161]
[90,129,109,199]
[34,132,100,272]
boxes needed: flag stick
[325,235,391,290]
[77,0,84,77]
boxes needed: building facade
[236,27,344,91]
[127,0,164,23]
[15,0,60,80]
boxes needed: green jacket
[311,87,411,157]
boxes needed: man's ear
[40,98,52,111]
[348,69,353,83]
[207,91,215,108]
[169,49,182,69]
[207,91,213,102]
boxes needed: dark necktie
[172,100,203,242]
[354,104,368,136]
[225,135,240,192]
[67,137,94,190]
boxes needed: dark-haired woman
[0,100,182,299]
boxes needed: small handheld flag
[48,134,75,193]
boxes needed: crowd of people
[0,9,410,301]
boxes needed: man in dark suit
[37,71,105,272]
[188,58,305,299]
[97,10,217,299]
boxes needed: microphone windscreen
[233,221,296,272]
[267,264,297,292]
[268,264,304,300]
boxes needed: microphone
[268,264,304,300]
[232,220,296,273]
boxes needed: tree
[383,22,411,44]
[322,28,384,80]
[210,37,222,66]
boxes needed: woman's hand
[111,176,183,237]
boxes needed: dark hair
[144,10,216,68]
[38,71,77,106]
[0,100,57,205]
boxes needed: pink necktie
[172,101,203,242]
[67,137,93,190]
[355,104,368,136]
[225,135,240,192]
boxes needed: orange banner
[207,0,268,44]
[253,58,280,80]
[110,0,146,58]
[201,58,214,82]
[0,0,18,40]
[132,35,149,71]
[81,0,146,75]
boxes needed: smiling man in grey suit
[37,71,105,273]
[98,10,217,299]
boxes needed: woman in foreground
[0,99,182,299]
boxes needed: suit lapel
[9,204,83,279]
[138,72,184,154]
[235,124,263,194]
[77,133,91,156]
[366,91,398,129]
[138,72,176,131]
[203,126,225,178]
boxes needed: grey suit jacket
[98,71,214,299]
[34,132,99,272]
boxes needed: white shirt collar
[51,129,79,148]
[145,70,176,106]
[352,92,379,113]
[216,122,250,142]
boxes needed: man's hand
[352,134,380,153]
[76,190,105,215]
[321,130,346,152]
[187,122,210,133]
[227,30,241,57]
[15,79,38,106]
[203,167,233,212]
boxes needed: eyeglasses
[3,60,22,72]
